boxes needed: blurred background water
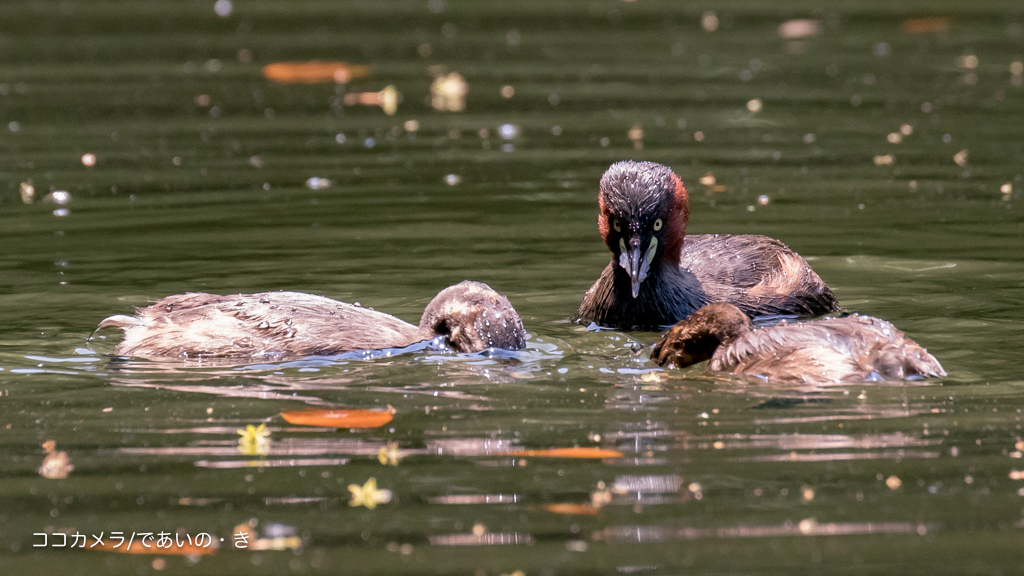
[1,1,1023,574]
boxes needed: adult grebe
[577,161,839,330]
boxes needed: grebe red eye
[653,218,663,231]
[612,219,621,232]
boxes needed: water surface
[2,1,1024,574]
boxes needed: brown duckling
[97,281,526,360]
[650,302,945,383]
[576,161,839,330]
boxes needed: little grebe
[576,161,839,330]
[97,281,526,360]
[651,302,945,383]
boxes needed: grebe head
[651,302,752,368]
[419,281,527,353]
[597,161,689,298]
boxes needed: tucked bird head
[419,281,527,353]
[597,161,690,298]
[650,302,752,368]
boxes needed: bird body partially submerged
[651,302,945,383]
[97,281,526,360]
[577,161,838,330]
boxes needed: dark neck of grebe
[582,255,708,331]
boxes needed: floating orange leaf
[262,61,372,84]
[89,540,216,556]
[343,85,399,115]
[506,447,623,459]
[902,17,951,35]
[280,409,393,429]
[542,503,601,515]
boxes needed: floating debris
[237,423,271,456]
[19,181,34,203]
[591,486,613,509]
[746,98,763,113]
[887,132,903,144]
[778,19,821,39]
[262,61,372,84]
[378,442,403,466]
[431,72,469,112]
[213,0,232,18]
[195,94,211,106]
[886,475,902,490]
[873,154,895,166]
[403,119,420,132]
[953,149,969,167]
[701,11,719,32]
[901,17,950,35]
[304,177,332,190]
[543,503,600,515]
[500,85,515,98]
[1002,183,1013,200]
[628,124,644,150]
[900,124,914,136]
[688,482,703,497]
[81,153,97,167]
[39,440,73,479]
[698,172,726,193]
[797,518,818,534]
[958,55,979,85]
[343,85,399,115]
[640,371,666,383]
[43,190,71,205]
[758,194,770,206]
[958,54,979,70]
[444,174,462,186]
[504,447,623,459]
[280,409,393,428]
[349,477,392,509]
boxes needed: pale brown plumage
[97,281,526,361]
[651,302,946,383]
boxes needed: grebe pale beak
[618,234,657,298]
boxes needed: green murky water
[2,1,1024,574]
